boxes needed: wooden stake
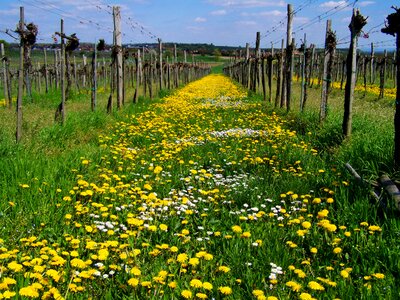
[16,7,24,142]
[113,6,123,109]
[158,38,163,90]
[60,19,66,124]
[91,42,97,111]
[320,20,334,122]
[1,43,10,108]
[43,47,48,93]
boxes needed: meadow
[0,59,399,299]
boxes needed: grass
[0,66,399,300]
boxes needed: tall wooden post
[113,6,123,109]
[300,33,306,111]
[54,49,59,89]
[158,38,163,90]
[91,42,97,111]
[343,9,367,137]
[246,43,250,89]
[16,7,24,142]
[286,4,293,111]
[1,43,10,108]
[370,43,374,84]
[60,19,66,124]
[253,32,260,93]
[43,47,49,93]
[268,42,274,103]
[320,20,334,122]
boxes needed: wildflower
[168,281,177,288]
[232,225,242,233]
[308,281,324,291]
[196,293,208,299]
[177,253,188,263]
[190,279,203,288]
[202,282,213,290]
[189,257,200,266]
[19,286,39,298]
[286,281,302,292]
[301,221,311,229]
[181,289,193,299]
[218,266,231,273]
[333,247,342,254]
[128,278,139,287]
[159,224,168,231]
[299,293,315,300]
[340,270,350,279]
[310,247,318,254]
[218,286,232,295]
[372,273,385,279]
[3,290,17,298]
[154,166,163,174]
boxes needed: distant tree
[213,48,222,61]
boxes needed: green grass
[0,69,399,299]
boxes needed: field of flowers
[0,74,397,299]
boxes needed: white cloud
[208,0,286,8]
[195,17,207,22]
[319,1,346,8]
[236,20,257,26]
[0,8,19,16]
[359,1,375,7]
[211,9,227,15]
[293,16,309,25]
[241,10,284,17]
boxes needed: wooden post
[1,43,10,108]
[246,43,250,89]
[113,6,123,109]
[16,7,24,142]
[343,9,367,137]
[60,19,66,124]
[370,43,375,84]
[43,47,49,93]
[82,55,87,88]
[54,49,59,89]
[134,49,140,103]
[379,50,387,99]
[300,33,306,111]
[73,56,78,91]
[285,4,293,111]
[253,32,261,93]
[158,38,163,90]
[37,62,41,94]
[91,42,97,111]
[320,20,335,122]
[268,42,274,103]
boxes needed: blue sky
[0,0,396,50]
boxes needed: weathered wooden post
[285,4,293,111]
[320,20,336,122]
[1,43,10,108]
[381,6,400,166]
[268,42,274,103]
[158,38,163,90]
[370,42,375,84]
[43,47,48,93]
[300,34,306,112]
[60,19,66,124]
[113,6,123,108]
[379,50,387,99]
[343,9,367,137]
[16,7,24,142]
[91,42,97,111]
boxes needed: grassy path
[0,74,397,299]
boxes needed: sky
[0,0,396,50]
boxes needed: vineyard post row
[223,6,396,130]
[0,6,212,143]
